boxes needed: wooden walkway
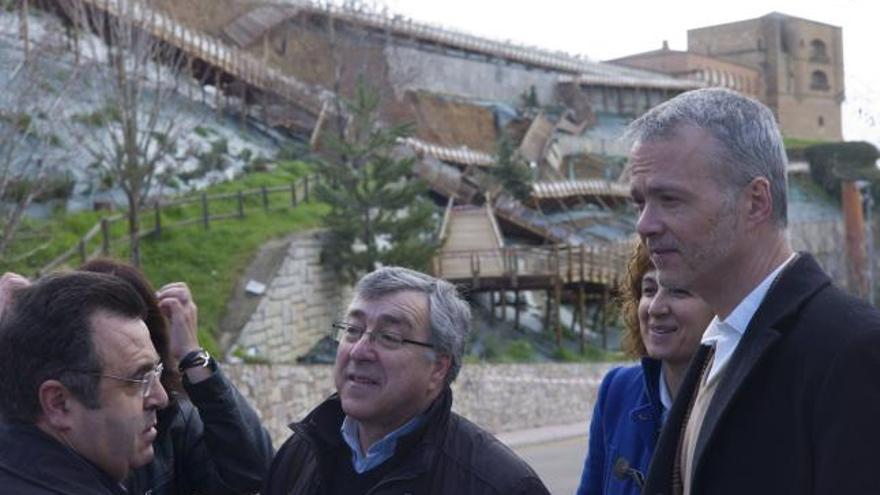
[434,240,632,291]
[72,0,328,126]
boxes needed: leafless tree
[0,4,78,258]
[63,0,194,266]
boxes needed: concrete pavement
[499,422,588,494]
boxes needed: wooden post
[101,218,110,255]
[554,274,562,347]
[261,185,269,211]
[514,290,521,331]
[500,290,507,323]
[567,244,573,284]
[201,192,209,229]
[154,202,162,236]
[600,286,610,350]
[290,182,297,206]
[579,244,585,283]
[578,285,586,353]
[237,190,245,218]
[214,71,222,116]
[78,238,87,264]
[488,291,496,324]
[303,176,310,202]
[543,289,552,332]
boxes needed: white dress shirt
[700,253,797,384]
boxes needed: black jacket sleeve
[174,363,274,494]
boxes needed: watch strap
[178,349,211,373]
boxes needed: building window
[810,70,830,91]
[818,116,825,127]
[810,39,829,62]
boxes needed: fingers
[156,282,194,306]
[0,272,30,320]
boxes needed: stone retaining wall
[225,362,619,447]
[234,230,351,363]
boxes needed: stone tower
[688,12,844,141]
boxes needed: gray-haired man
[263,266,549,495]
[628,88,880,494]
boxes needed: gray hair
[625,88,789,226]
[354,266,471,385]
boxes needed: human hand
[0,272,30,321]
[156,282,200,364]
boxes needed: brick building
[609,12,844,141]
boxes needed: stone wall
[224,362,618,447]
[234,230,350,363]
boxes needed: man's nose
[146,379,169,410]
[348,332,379,360]
[635,203,663,240]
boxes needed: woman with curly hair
[576,242,713,495]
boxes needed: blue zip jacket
[576,358,663,495]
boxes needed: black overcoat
[643,253,880,495]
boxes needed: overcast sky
[381,0,878,145]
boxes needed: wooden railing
[36,174,318,276]
[434,239,633,288]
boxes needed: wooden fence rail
[35,174,318,276]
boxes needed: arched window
[818,116,825,127]
[810,39,828,62]
[810,70,830,91]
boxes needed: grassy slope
[4,161,327,356]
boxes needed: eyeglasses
[332,322,434,351]
[99,362,164,398]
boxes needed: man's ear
[428,354,451,392]
[743,176,774,227]
[38,380,77,430]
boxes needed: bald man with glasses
[0,271,169,495]
[263,266,549,495]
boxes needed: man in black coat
[262,266,549,495]
[0,272,170,494]
[627,87,880,494]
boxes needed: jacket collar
[0,422,126,495]
[291,387,454,481]
[690,252,830,485]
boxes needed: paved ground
[499,422,588,494]
[512,436,587,494]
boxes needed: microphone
[613,456,645,489]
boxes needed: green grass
[1,160,326,356]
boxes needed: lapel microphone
[613,456,646,489]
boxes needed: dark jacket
[0,422,125,495]
[263,388,550,495]
[125,364,273,495]
[577,358,663,495]
[643,253,880,495]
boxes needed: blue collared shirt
[340,414,426,473]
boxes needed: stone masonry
[224,362,618,448]
[234,230,351,363]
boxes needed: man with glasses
[0,271,169,494]
[263,266,549,495]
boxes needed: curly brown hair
[619,241,653,359]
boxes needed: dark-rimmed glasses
[332,322,434,351]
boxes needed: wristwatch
[178,349,211,373]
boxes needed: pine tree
[315,83,437,283]
[492,133,534,202]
